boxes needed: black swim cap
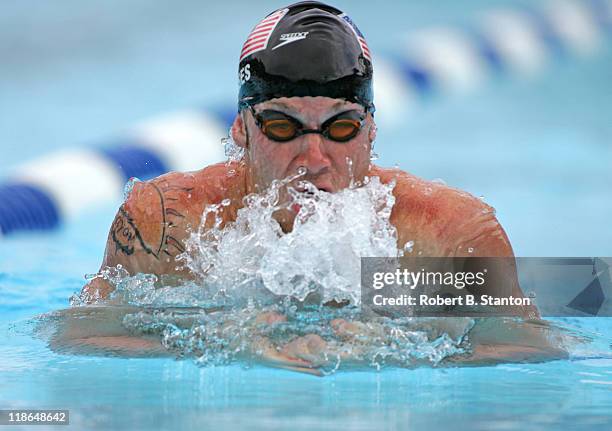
[237,1,374,113]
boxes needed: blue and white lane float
[1,0,610,237]
[0,111,229,236]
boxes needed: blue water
[1,0,612,429]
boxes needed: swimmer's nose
[297,134,331,176]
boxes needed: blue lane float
[0,183,60,234]
[1,0,610,237]
[99,144,170,183]
[1,111,229,236]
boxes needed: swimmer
[74,1,560,371]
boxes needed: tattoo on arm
[155,183,192,258]
[110,181,193,261]
[110,207,154,256]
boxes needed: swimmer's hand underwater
[47,307,568,376]
[47,307,328,375]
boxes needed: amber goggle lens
[260,117,362,142]
[326,119,361,141]
[262,119,297,141]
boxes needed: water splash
[70,265,132,306]
[179,173,399,306]
[123,177,141,201]
[65,174,583,373]
[222,131,244,164]
[403,240,415,254]
[118,305,475,370]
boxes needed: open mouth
[294,183,330,194]
[302,187,330,195]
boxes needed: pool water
[2,0,612,429]
[1,190,612,430]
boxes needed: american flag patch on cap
[240,8,289,62]
[339,13,371,62]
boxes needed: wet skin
[84,97,517,294]
[76,97,554,372]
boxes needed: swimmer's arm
[80,181,185,303]
[446,318,569,365]
[447,209,572,361]
[46,306,171,357]
[79,205,160,303]
[452,205,540,319]
[455,344,567,364]
[49,307,323,374]
[54,334,169,357]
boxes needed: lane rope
[1,0,610,236]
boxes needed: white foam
[180,175,400,305]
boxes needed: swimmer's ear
[231,114,248,148]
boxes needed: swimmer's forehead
[255,97,364,117]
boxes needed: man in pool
[76,1,558,371]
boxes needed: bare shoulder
[369,166,513,257]
[370,165,493,220]
[81,163,245,302]
[109,163,245,263]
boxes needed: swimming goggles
[248,105,365,143]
